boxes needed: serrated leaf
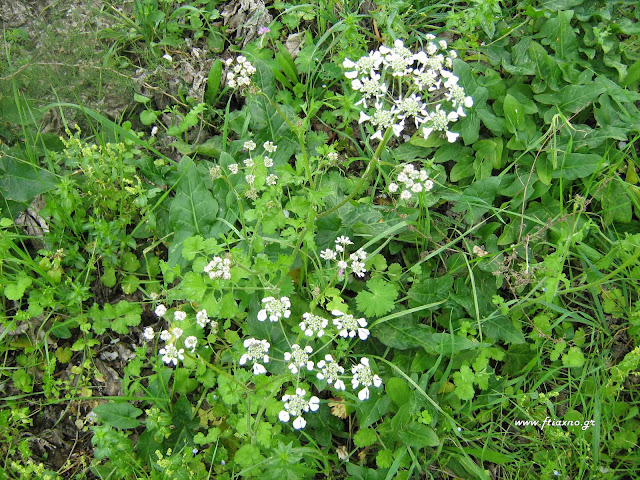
[353,428,378,447]
[93,402,142,429]
[355,278,398,317]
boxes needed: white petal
[343,58,356,68]
[306,361,314,370]
[358,328,370,340]
[239,354,248,365]
[257,310,267,321]
[335,380,346,391]
[309,396,320,411]
[447,111,459,122]
[373,375,382,387]
[332,310,345,317]
[279,410,290,422]
[351,79,363,90]
[371,130,384,141]
[358,387,370,401]
[293,416,306,430]
[345,70,358,79]
[422,127,433,138]
[360,358,370,366]
[253,363,266,375]
[464,96,474,108]
[446,131,459,143]
[317,372,325,380]
[358,111,370,124]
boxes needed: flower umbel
[278,388,320,429]
[317,354,346,390]
[239,338,270,375]
[284,344,314,374]
[351,357,382,400]
[332,310,370,340]
[299,313,329,338]
[257,296,291,322]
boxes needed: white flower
[196,309,209,328]
[229,163,239,174]
[239,338,270,375]
[184,336,198,352]
[143,327,155,341]
[389,182,399,193]
[351,260,367,278]
[337,260,348,270]
[155,304,167,317]
[243,158,254,167]
[351,357,382,400]
[278,388,320,430]
[316,354,346,390]
[257,296,291,322]
[171,327,183,339]
[327,151,339,162]
[336,236,353,246]
[263,156,274,167]
[266,174,278,186]
[174,311,187,322]
[160,330,172,341]
[245,174,255,185]
[263,141,277,153]
[400,190,412,200]
[424,179,434,191]
[299,312,329,337]
[244,140,256,151]
[159,344,185,366]
[284,344,314,374]
[332,310,369,340]
[162,53,173,62]
[204,256,232,280]
[227,56,256,89]
[320,249,337,260]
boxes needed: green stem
[318,127,393,218]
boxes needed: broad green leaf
[93,402,142,429]
[481,315,525,344]
[562,346,585,368]
[168,157,219,266]
[537,10,578,60]
[397,423,440,448]
[0,157,57,204]
[385,377,411,406]
[355,391,392,428]
[503,94,525,133]
[552,153,603,181]
[535,84,606,123]
[4,274,32,300]
[408,276,453,309]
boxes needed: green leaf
[4,274,32,300]
[205,59,223,104]
[535,84,606,123]
[397,423,440,448]
[111,300,142,334]
[385,377,411,406]
[0,157,57,205]
[453,365,476,401]
[503,94,525,133]
[355,391,392,428]
[408,276,453,309]
[234,444,265,469]
[93,402,142,429]
[537,10,578,60]
[552,153,603,181]
[168,158,219,266]
[140,110,158,125]
[355,278,398,317]
[481,315,525,344]
[353,428,378,447]
[466,448,515,465]
[134,93,151,103]
[562,346,585,368]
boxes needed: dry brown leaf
[328,398,347,419]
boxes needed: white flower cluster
[239,338,270,375]
[227,139,279,189]
[204,256,231,280]
[278,388,320,430]
[319,236,368,278]
[226,55,256,89]
[351,357,383,400]
[343,37,472,143]
[236,294,381,430]
[147,304,219,366]
[258,296,291,322]
[388,163,435,201]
